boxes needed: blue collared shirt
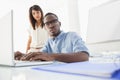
[41,31,89,54]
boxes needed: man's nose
[48,23,54,28]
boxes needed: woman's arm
[26,36,32,53]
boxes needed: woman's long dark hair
[29,5,44,30]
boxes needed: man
[15,12,89,63]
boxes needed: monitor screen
[0,10,14,65]
[86,1,120,53]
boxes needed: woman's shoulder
[26,25,33,33]
[27,25,34,31]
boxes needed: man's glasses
[44,19,58,26]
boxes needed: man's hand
[14,51,25,60]
[20,52,55,61]
[30,53,55,61]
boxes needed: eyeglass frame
[44,19,59,26]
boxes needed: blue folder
[32,62,120,79]
[111,69,120,79]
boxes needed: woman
[26,5,48,53]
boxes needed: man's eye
[44,19,58,26]
[51,20,56,23]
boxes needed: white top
[27,25,48,48]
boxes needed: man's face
[44,15,61,37]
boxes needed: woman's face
[32,10,41,21]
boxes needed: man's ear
[59,22,61,26]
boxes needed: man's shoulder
[66,32,78,36]
[65,32,82,40]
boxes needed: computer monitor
[86,1,120,54]
[0,10,14,65]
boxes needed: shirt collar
[50,31,65,41]
[56,31,65,39]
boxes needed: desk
[0,62,117,80]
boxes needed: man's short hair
[44,12,58,19]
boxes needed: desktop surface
[0,61,118,80]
